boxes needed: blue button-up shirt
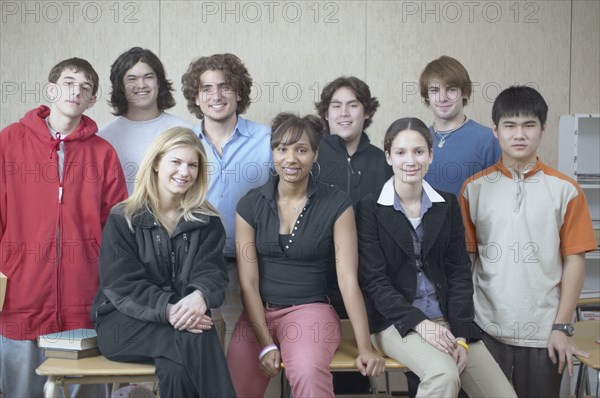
[195,117,271,257]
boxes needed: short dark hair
[492,86,548,126]
[315,76,379,132]
[270,113,325,152]
[181,54,252,119]
[383,117,433,153]
[48,58,99,96]
[419,55,472,107]
[108,47,175,116]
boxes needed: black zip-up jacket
[316,133,393,206]
[91,205,228,323]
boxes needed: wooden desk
[36,356,156,398]
[573,320,600,398]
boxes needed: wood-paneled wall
[1,0,599,167]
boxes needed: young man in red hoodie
[0,58,127,397]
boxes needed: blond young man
[420,56,501,196]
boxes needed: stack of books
[38,328,100,359]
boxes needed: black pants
[96,310,235,397]
[483,333,561,398]
[333,372,372,394]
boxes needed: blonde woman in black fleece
[91,127,235,397]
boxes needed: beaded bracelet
[258,343,279,360]
[456,340,469,352]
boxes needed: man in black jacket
[315,76,392,207]
[315,76,392,394]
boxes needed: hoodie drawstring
[50,132,63,159]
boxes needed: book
[38,328,98,350]
[44,347,101,360]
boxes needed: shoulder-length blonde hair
[123,127,218,229]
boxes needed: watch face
[566,324,575,336]
[554,323,575,336]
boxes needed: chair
[36,356,157,398]
[572,320,600,398]
[281,319,406,397]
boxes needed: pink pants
[227,303,341,398]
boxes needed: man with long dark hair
[100,47,192,194]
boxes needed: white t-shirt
[100,113,193,195]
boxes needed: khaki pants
[372,322,517,398]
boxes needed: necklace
[291,194,308,214]
[432,116,468,148]
[160,214,178,227]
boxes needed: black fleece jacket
[91,205,228,324]
[316,133,392,206]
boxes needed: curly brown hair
[181,54,252,119]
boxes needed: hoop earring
[310,161,321,179]
[270,162,278,177]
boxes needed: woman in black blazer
[356,117,515,398]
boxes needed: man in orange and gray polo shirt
[460,85,596,398]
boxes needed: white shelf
[559,114,600,301]
[586,251,600,260]
[580,184,600,189]
[558,114,600,178]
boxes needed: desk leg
[43,377,58,398]
[575,364,588,398]
[385,372,392,396]
[59,379,71,398]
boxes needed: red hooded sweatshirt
[0,106,127,339]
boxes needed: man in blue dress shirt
[182,53,271,349]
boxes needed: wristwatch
[552,323,575,336]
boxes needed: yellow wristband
[456,340,469,352]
